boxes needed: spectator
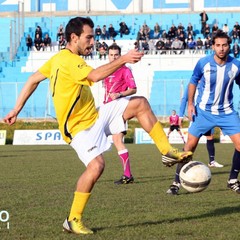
[165,39,172,51]
[187,23,194,36]
[222,24,229,34]
[168,25,176,40]
[232,42,240,58]
[58,35,66,50]
[101,25,108,40]
[95,39,102,56]
[204,36,212,52]
[136,27,145,42]
[35,25,42,39]
[231,27,239,43]
[43,33,52,51]
[212,23,219,36]
[57,24,64,41]
[199,10,208,34]
[153,22,161,39]
[234,22,240,37]
[26,34,33,51]
[108,24,117,39]
[155,38,165,54]
[119,22,129,38]
[171,37,183,54]
[98,43,108,60]
[196,37,203,51]
[141,39,149,54]
[161,30,168,39]
[94,25,102,40]
[187,38,196,52]
[203,24,210,38]
[34,33,43,51]
[148,39,155,54]
[142,23,151,40]
[178,33,186,49]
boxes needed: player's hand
[124,49,144,63]
[3,109,18,125]
[109,92,120,100]
[188,104,196,122]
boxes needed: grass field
[0,143,239,240]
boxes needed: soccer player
[3,17,192,235]
[167,109,185,143]
[103,44,136,185]
[167,30,240,195]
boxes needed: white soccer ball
[179,161,211,193]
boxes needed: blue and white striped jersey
[190,54,240,115]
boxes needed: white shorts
[70,97,130,166]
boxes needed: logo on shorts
[87,146,97,152]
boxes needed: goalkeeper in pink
[103,44,136,184]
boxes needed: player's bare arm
[109,88,137,100]
[87,49,144,82]
[187,83,197,121]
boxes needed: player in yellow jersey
[3,17,192,235]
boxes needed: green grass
[0,143,239,240]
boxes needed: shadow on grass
[92,204,240,233]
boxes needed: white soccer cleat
[208,161,224,168]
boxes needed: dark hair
[212,30,232,45]
[108,44,121,55]
[65,17,94,42]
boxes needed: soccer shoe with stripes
[162,148,193,167]
[208,161,224,168]
[114,175,134,185]
[227,180,240,194]
[63,217,93,235]
[166,182,181,195]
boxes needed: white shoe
[208,161,224,168]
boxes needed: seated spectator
[171,37,183,54]
[57,24,64,41]
[222,23,229,34]
[155,38,165,54]
[196,37,203,51]
[108,24,117,39]
[95,25,102,40]
[232,42,240,58]
[95,39,102,55]
[58,35,66,50]
[231,27,239,43]
[141,39,149,54]
[204,36,212,53]
[43,33,52,51]
[164,39,172,51]
[187,38,196,52]
[203,24,210,38]
[136,27,145,41]
[187,23,194,36]
[148,39,155,54]
[101,25,108,40]
[26,34,33,51]
[212,23,219,36]
[168,26,176,40]
[34,33,43,51]
[98,42,108,60]
[161,30,168,39]
[178,33,186,49]
[142,23,151,40]
[153,22,161,39]
[234,22,240,37]
[119,21,129,38]
[35,25,42,39]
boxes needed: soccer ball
[179,161,211,193]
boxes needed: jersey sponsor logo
[87,146,97,152]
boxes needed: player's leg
[112,132,134,184]
[227,133,240,193]
[166,133,199,195]
[123,96,192,166]
[177,128,185,143]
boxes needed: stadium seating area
[1,12,240,118]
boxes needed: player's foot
[208,161,224,168]
[114,175,134,185]
[166,182,180,195]
[63,217,93,235]
[162,148,193,167]
[227,180,240,194]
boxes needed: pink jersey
[103,65,136,103]
[169,114,179,126]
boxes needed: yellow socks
[149,121,172,155]
[68,192,91,221]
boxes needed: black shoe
[114,175,134,185]
[227,180,240,194]
[166,182,180,195]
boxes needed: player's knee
[88,157,105,178]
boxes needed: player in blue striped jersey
[167,30,240,195]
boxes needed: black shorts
[170,125,180,131]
